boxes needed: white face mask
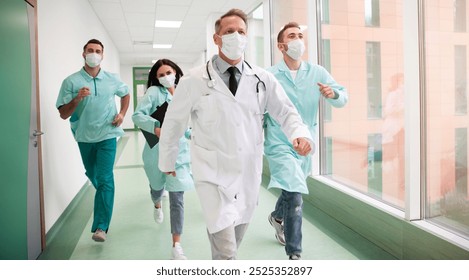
[85,53,102,67]
[285,39,305,60]
[220,32,248,60]
[158,74,176,88]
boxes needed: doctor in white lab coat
[158,8,313,260]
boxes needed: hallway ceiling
[89,0,263,66]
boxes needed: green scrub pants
[78,138,117,233]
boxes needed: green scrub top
[56,67,129,143]
[264,60,348,194]
[132,85,193,192]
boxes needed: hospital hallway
[37,131,394,260]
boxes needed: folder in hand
[140,101,169,148]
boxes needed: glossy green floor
[39,131,395,260]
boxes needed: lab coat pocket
[191,144,218,184]
[217,153,242,201]
[218,184,240,202]
[195,95,218,125]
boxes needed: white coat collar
[203,55,256,98]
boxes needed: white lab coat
[159,56,312,234]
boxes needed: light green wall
[0,0,32,259]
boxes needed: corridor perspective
[38,131,394,260]
[3,0,469,272]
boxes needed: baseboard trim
[38,182,93,260]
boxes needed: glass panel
[367,133,382,197]
[424,0,469,238]
[320,0,405,209]
[454,0,467,32]
[455,45,467,115]
[322,39,332,121]
[321,0,330,24]
[456,128,468,195]
[271,0,309,65]
[365,0,380,27]
[133,68,150,81]
[366,41,382,119]
[136,84,146,98]
[133,67,150,109]
[325,137,333,174]
[246,4,266,68]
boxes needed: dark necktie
[227,66,238,96]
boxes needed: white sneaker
[171,242,187,260]
[268,214,286,246]
[153,204,163,224]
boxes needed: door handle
[33,130,44,137]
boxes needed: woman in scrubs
[132,59,193,260]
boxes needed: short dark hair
[215,9,248,34]
[83,39,104,52]
[277,22,301,43]
[147,59,184,88]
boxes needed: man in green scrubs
[56,39,130,242]
[265,23,347,259]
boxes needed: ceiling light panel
[155,20,182,28]
[153,44,172,49]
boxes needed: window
[324,137,333,174]
[368,133,383,197]
[321,0,330,24]
[246,4,266,68]
[455,128,468,195]
[271,0,309,65]
[365,0,380,27]
[322,39,332,122]
[424,0,469,238]
[366,42,382,119]
[319,0,405,209]
[455,45,467,115]
[454,0,467,32]
[266,0,469,243]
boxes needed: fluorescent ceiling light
[155,20,182,28]
[153,44,172,49]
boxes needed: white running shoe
[153,204,163,224]
[171,242,188,260]
[268,214,286,246]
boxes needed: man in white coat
[159,8,313,260]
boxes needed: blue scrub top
[56,67,129,143]
[264,60,348,193]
